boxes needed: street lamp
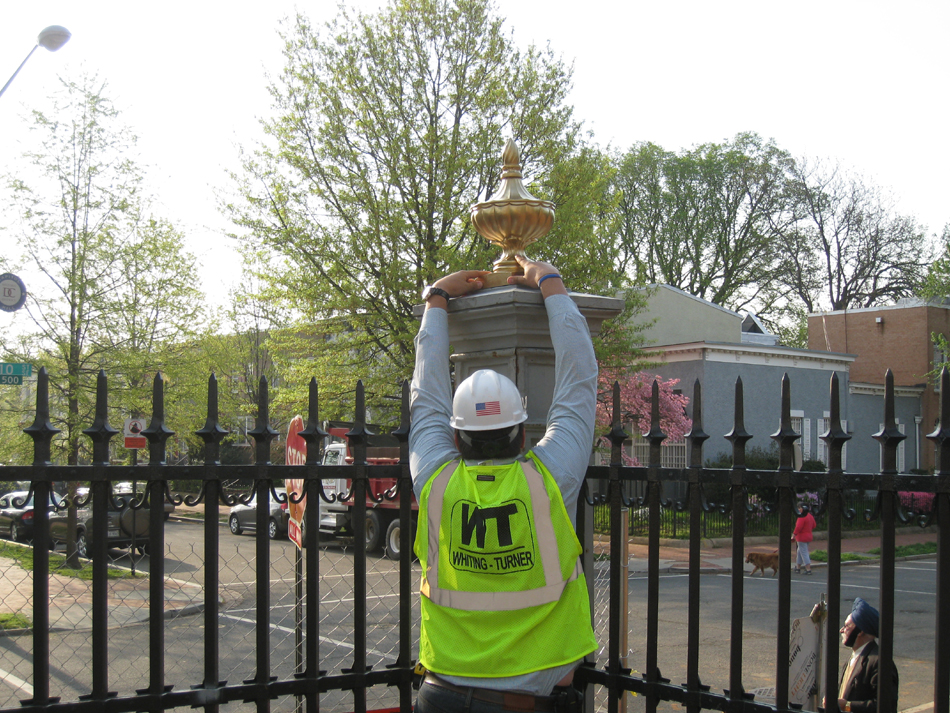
[0,25,71,99]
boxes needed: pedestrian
[792,504,816,574]
[825,597,899,713]
[410,255,597,713]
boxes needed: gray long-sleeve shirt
[409,292,598,694]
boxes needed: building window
[817,416,848,470]
[878,420,906,473]
[625,431,688,468]
[791,411,810,461]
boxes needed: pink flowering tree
[595,370,692,466]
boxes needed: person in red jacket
[792,504,816,574]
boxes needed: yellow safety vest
[415,453,597,678]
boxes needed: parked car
[49,492,151,557]
[0,490,64,543]
[114,481,176,520]
[228,488,289,540]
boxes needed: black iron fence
[0,366,947,713]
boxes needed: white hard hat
[451,370,527,431]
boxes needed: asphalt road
[0,519,938,712]
[613,560,937,710]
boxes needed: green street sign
[0,363,32,377]
[0,375,23,386]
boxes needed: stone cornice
[654,341,855,371]
[849,381,926,397]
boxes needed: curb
[667,564,725,575]
[167,515,228,526]
[0,628,31,638]
[0,603,206,638]
[45,603,207,635]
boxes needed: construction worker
[410,256,597,713]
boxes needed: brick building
[807,298,950,473]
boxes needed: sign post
[285,414,307,713]
[285,414,307,549]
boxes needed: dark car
[49,492,151,557]
[115,482,176,520]
[228,488,289,540]
[0,490,64,543]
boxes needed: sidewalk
[0,544,203,637]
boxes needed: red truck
[311,422,417,560]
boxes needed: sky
[1,1,947,313]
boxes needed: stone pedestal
[415,286,624,446]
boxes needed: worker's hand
[508,255,565,295]
[431,270,490,299]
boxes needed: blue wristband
[537,273,562,287]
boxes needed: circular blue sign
[0,273,27,312]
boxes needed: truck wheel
[385,517,417,561]
[365,510,383,553]
[384,518,401,560]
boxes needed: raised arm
[511,256,597,520]
[409,270,489,496]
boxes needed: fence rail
[0,367,947,713]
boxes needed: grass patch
[808,550,865,563]
[867,542,937,557]
[0,541,142,580]
[0,612,31,630]
[809,541,937,562]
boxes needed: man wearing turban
[827,597,899,713]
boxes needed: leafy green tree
[0,74,208,563]
[1,74,207,464]
[922,224,950,300]
[226,0,638,422]
[922,224,950,380]
[199,275,291,465]
[780,159,931,312]
[614,133,797,314]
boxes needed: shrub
[705,444,779,471]
[898,491,934,514]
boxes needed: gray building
[633,286,856,469]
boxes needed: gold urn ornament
[471,139,555,288]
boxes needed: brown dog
[746,550,779,577]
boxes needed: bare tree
[781,160,931,312]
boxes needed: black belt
[423,673,559,712]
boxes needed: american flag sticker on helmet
[475,401,501,416]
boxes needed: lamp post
[0,25,71,99]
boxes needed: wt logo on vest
[448,499,537,574]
